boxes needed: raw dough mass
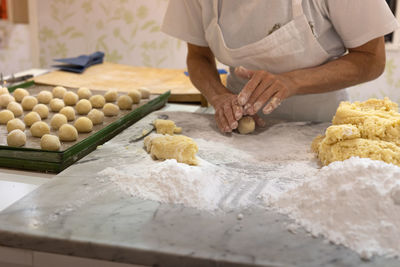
[117,95,133,110]
[7,129,26,147]
[77,87,92,99]
[7,102,23,117]
[103,103,119,116]
[41,134,61,151]
[6,118,25,133]
[24,111,41,127]
[237,116,255,134]
[89,95,106,108]
[104,89,118,102]
[0,110,14,124]
[74,117,93,133]
[76,99,92,115]
[59,106,76,121]
[30,121,50,138]
[13,88,29,102]
[49,98,65,112]
[153,119,182,135]
[50,114,67,130]
[0,94,15,108]
[52,86,67,99]
[33,104,49,119]
[37,91,53,104]
[63,91,79,106]
[21,96,38,111]
[127,89,141,104]
[58,124,78,141]
[87,109,104,125]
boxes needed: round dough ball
[89,95,105,108]
[6,118,25,133]
[103,103,119,116]
[74,117,93,133]
[52,86,67,99]
[104,89,118,102]
[117,95,133,110]
[237,116,255,134]
[13,88,29,102]
[0,87,9,95]
[59,106,76,121]
[40,134,61,151]
[37,91,53,104]
[33,104,49,119]
[7,102,23,117]
[0,110,15,124]
[50,113,68,130]
[138,87,150,99]
[75,99,92,115]
[7,129,26,147]
[24,111,41,127]
[58,124,78,142]
[63,91,79,106]
[21,96,38,111]
[87,109,104,125]
[30,121,50,138]
[127,89,141,104]
[49,98,65,112]
[77,87,92,99]
[0,94,15,108]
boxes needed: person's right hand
[210,93,243,133]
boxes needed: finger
[234,66,256,80]
[216,110,231,133]
[262,94,283,115]
[245,77,275,114]
[223,103,238,130]
[252,114,266,127]
[237,71,262,106]
[231,98,243,120]
[247,80,280,115]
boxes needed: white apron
[204,0,348,122]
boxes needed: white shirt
[162,0,399,59]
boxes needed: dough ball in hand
[74,117,93,133]
[6,118,25,133]
[89,95,105,108]
[103,103,119,116]
[75,99,92,115]
[49,98,65,112]
[0,94,15,108]
[52,86,67,99]
[58,124,78,142]
[237,116,255,134]
[30,121,50,138]
[59,106,76,121]
[0,110,15,124]
[33,104,49,119]
[127,89,141,104]
[40,134,61,151]
[50,113,68,130]
[138,87,150,99]
[104,89,118,102]
[7,102,23,117]
[21,96,38,111]
[7,129,26,147]
[87,109,104,125]
[24,111,41,127]
[13,88,29,102]
[77,87,92,99]
[63,91,79,106]
[117,95,133,110]
[37,90,53,104]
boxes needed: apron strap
[292,0,304,18]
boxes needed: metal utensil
[129,114,169,143]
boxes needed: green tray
[0,81,170,173]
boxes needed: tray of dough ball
[0,81,169,173]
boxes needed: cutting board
[34,62,221,106]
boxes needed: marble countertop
[0,111,398,267]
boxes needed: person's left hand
[235,66,297,116]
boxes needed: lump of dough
[104,89,118,102]
[37,91,53,104]
[0,110,15,124]
[7,102,23,117]
[58,124,78,142]
[103,103,119,116]
[154,119,182,135]
[13,88,29,102]
[21,96,38,111]
[75,99,92,115]
[7,118,25,133]
[52,86,67,99]
[7,129,26,147]
[89,95,105,108]
[59,106,76,121]
[77,87,92,99]
[30,121,50,138]
[33,104,49,119]
[40,134,61,151]
[49,98,65,112]
[0,94,15,108]
[63,91,79,106]
[50,114,68,130]
[127,89,141,104]
[74,117,93,133]
[144,134,198,165]
[237,116,255,134]
[138,87,150,99]
[24,111,41,127]
[87,109,104,125]
[0,87,9,95]
[117,95,133,110]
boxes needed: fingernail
[253,102,262,111]
[263,106,273,114]
[231,121,238,129]
[239,97,245,105]
[244,103,251,110]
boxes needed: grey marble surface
[0,112,398,267]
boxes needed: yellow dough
[40,134,61,151]
[63,91,79,106]
[24,111,41,127]
[59,106,76,121]
[21,96,37,111]
[30,121,50,138]
[7,102,23,117]
[89,95,106,108]
[237,116,255,134]
[7,118,25,133]
[75,99,92,115]
[74,117,93,133]
[144,134,198,165]
[138,87,150,99]
[127,89,141,104]
[33,104,49,119]
[77,87,92,99]
[0,94,15,108]
[0,87,9,95]
[0,110,14,124]
[13,88,29,102]
[117,95,133,110]
[7,129,26,147]
[49,98,65,112]
[52,86,67,99]
[87,109,104,125]
[313,97,400,166]
[103,103,119,116]
[154,119,182,135]
[50,114,67,130]
[104,89,118,102]
[58,124,78,141]
[37,91,53,104]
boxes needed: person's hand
[210,93,243,133]
[235,66,296,116]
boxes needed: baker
[162,0,399,132]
